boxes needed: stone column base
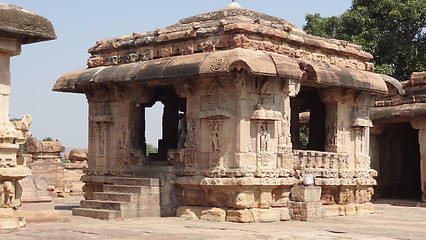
[0,208,25,229]
[289,185,324,221]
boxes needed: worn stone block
[226,209,254,223]
[259,191,272,209]
[228,191,258,209]
[271,187,290,207]
[275,208,289,221]
[200,207,226,222]
[290,185,321,202]
[177,188,206,206]
[249,208,280,222]
[206,190,228,207]
[176,206,204,219]
[289,201,324,221]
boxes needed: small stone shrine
[0,3,56,228]
[26,137,65,162]
[54,1,403,222]
[371,72,426,202]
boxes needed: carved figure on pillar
[211,122,220,152]
[185,118,198,148]
[260,123,269,152]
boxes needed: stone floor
[1,197,425,240]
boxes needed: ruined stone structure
[26,137,65,162]
[0,3,56,228]
[66,149,88,163]
[371,72,426,202]
[54,2,402,222]
[26,138,86,196]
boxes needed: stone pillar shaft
[411,119,426,202]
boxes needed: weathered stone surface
[228,192,258,209]
[0,3,56,44]
[26,138,65,155]
[18,175,60,223]
[67,149,88,162]
[200,207,226,222]
[290,185,321,202]
[289,201,324,221]
[271,187,290,207]
[226,209,254,223]
[0,7,54,227]
[371,72,426,204]
[206,190,228,207]
[177,188,207,206]
[73,177,161,219]
[28,160,86,196]
[249,208,281,222]
[176,206,204,220]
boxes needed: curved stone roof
[0,3,56,44]
[54,2,403,96]
[53,48,387,94]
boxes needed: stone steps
[72,208,120,220]
[103,185,148,194]
[72,177,161,220]
[113,177,159,187]
[92,192,133,202]
[80,200,130,211]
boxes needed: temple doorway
[371,122,422,200]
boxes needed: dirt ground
[1,197,425,240]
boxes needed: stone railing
[292,150,348,170]
[292,150,376,186]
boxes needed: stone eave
[53,48,390,94]
[0,3,57,44]
[371,102,426,121]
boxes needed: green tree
[146,143,158,156]
[22,138,30,154]
[42,137,53,141]
[304,0,426,80]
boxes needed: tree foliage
[42,137,53,141]
[304,0,426,80]
[146,143,158,156]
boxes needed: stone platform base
[176,206,290,223]
[18,202,61,223]
[323,203,375,217]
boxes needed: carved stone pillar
[320,89,350,153]
[290,99,302,149]
[0,39,34,230]
[411,118,426,202]
[0,4,55,228]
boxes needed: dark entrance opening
[290,87,326,151]
[136,86,186,163]
[373,122,421,200]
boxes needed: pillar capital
[411,117,426,130]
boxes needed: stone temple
[54,2,403,222]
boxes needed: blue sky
[5,0,351,149]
